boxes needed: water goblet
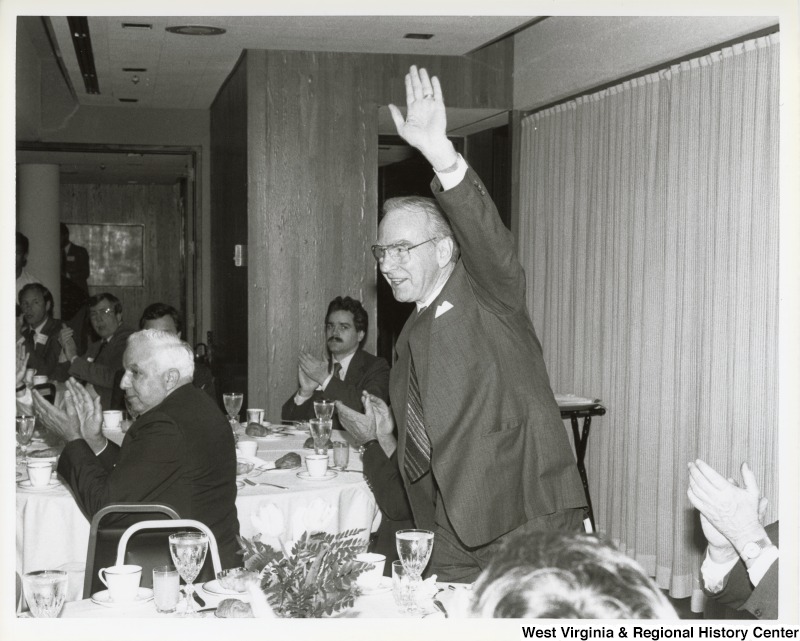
[332,441,350,470]
[22,570,68,618]
[313,399,335,421]
[168,532,208,617]
[223,393,244,426]
[16,415,36,458]
[309,418,332,455]
[396,529,434,581]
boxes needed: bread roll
[215,598,253,618]
[275,452,301,469]
[245,423,269,437]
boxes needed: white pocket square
[435,301,454,318]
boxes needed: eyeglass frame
[88,307,117,319]
[371,237,439,263]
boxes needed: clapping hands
[32,378,106,453]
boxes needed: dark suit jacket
[54,325,134,411]
[57,383,241,569]
[391,166,586,547]
[362,445,413,574]
[23,316,63,379]
[281,348,390,430]
[63,242,90,292]
[709,521,779,619]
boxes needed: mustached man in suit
[282,296,390,429]
[338,66,586,583]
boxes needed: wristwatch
[741,537,772,561]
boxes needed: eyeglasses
[89,308,116,319]
[371,238,437,263]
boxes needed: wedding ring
[422,93,433,99]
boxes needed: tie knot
[332,362,342,379]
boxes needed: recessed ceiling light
[122,23,152,30]
[404,33,434,40]
[118,98,138,103]
[165,25,226,36]
[123,67,147,72]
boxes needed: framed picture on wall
[68,223,144,287]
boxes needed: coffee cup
[98,564,142,602]
[236,441,258,457]
[32,375,49,386]
[355,552,386,589]
[27,460,53,487]
[246,408,264,424]
[304,454,328,477]
[102,410,123,430]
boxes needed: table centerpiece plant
[239,503,371,618]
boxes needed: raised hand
[65,378,104,449]
[16,339,29,388]
[687,460,767,553]
[335,400,377,446]
[32,388,81,442]
[388,66,457,170]
[299,351,330,386]
[364,393,394,437]
[58,326,78,361]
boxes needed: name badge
[67,256,76,262]
[34,333,48,346]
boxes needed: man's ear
[164,368,181,390]
[357,330,365,345]
[436,237,455,267]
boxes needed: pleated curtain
[518,33,779,604]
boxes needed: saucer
[296,470,337,481]
[201,579,249,598]
[358,577,392,595]
[91,588,154,607]
[16,479,62,491]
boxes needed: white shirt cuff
[435,154,468,191]
[747,546,779,586]
[701,549,740,593]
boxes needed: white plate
[91,588,154,607]
[202,579,246,597]
[296,470,338,482]
[16,479,62,491]
[358,577,392,595]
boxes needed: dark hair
[18,282,54,316]
[465,531,676,619]
[382,195,460,264]
[88,292,122,315]
[139,302,183,334]
[16,231,29,255]
[326,296,368,337]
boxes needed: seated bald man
[32,330,241,569]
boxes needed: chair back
[83,503,181,598]
[115,519,223,578]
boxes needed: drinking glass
[391,560,415,614]
[223,393,244,425]
[396,529,434,581]
[332,441,350,470]
[168,532,208,616]
[22,570,68,618]
[309,418,332,455]
[153,565,180,614]
[313,399,335,421]
[16,415,36,458]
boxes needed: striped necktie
[332,361,342,380]
[404,348,431,482]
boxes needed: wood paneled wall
[211,42,512,419]
[60,182,183,332]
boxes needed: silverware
[243,478,289,490]
[193,591,206,608]
[432,598,448,618]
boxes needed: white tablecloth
[16,427,378,603]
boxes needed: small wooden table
[558,401,606,532]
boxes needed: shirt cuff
[747,546,779,586]
[435,154,468,191]
[701,549,740,593]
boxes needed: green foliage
[238,529,370,618]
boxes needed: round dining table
[16,422,380,603]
